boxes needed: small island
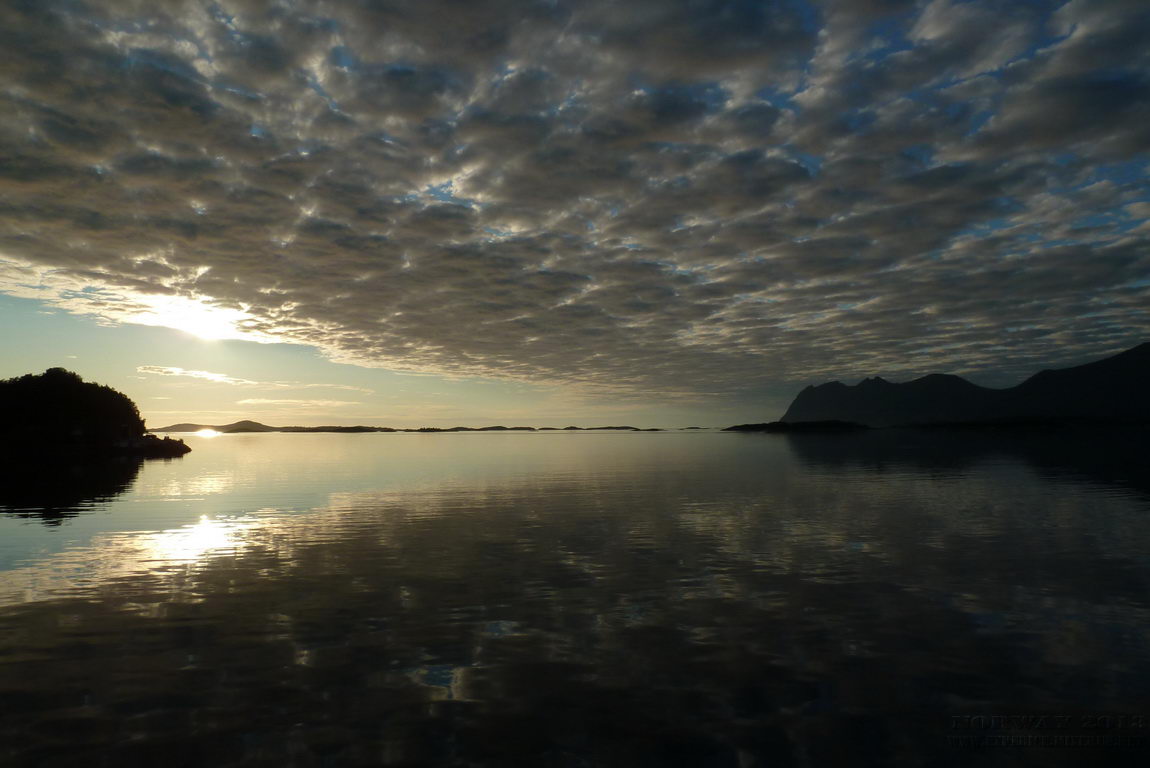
[151,421,664,434]
[723,420,868,433]
[0,368,190,458]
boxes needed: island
[723,420,868,433]
[1,368,190,458]
[151,422,662,433]
[773,342,1150,429]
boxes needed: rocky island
[0,368,190,458]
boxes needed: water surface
[1,431,1147,766]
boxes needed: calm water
[1,431,1148,767]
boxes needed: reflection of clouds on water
[1,434,1149,765]
[407,664,473,701]
[785,428,1150,500]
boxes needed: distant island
[152,421,668,433]
[723,420,868,433]
[1,368,190,458]
[135,343,1150,438]
[777,342,1150,429]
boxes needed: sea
[1,430,1147,767]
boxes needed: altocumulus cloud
[1,0,1148,397]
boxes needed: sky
[1,0,1148,428]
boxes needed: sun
[128,295,255,341]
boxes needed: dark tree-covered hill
[0,368,187,456]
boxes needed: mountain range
[780,342,1150,428]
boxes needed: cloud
[0,0,1147,398]
[137,366,372,393]
[138,366,257,385]
[236,399,360,408]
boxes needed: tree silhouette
[0,368,146,449]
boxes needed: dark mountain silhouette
[1001,342,1150,423]
[0,368,189,457]
[781,343,1150,427]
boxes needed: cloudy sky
[1,0,1148,427]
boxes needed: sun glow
[127,295,256,341]
[195,429,222,438]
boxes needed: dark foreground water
[1,430,1148,767]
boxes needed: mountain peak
[221,420,276,432]
[780,343,1150,427]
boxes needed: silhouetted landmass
[155,421,377,433]
[157,420,279,433]
[153,422,648,433]
[0,368,189,458]
[220,420,278,432]
[723,420,868,433]
[781,342,1150,427]
[559,426,641,431]
[281,425,397,433]
[151,422,212,433]
[409,426,538,433]
[147,420,268,433]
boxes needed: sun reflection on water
[0,514,263,604]
[143,515,250,563]
[143,470,235,498]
